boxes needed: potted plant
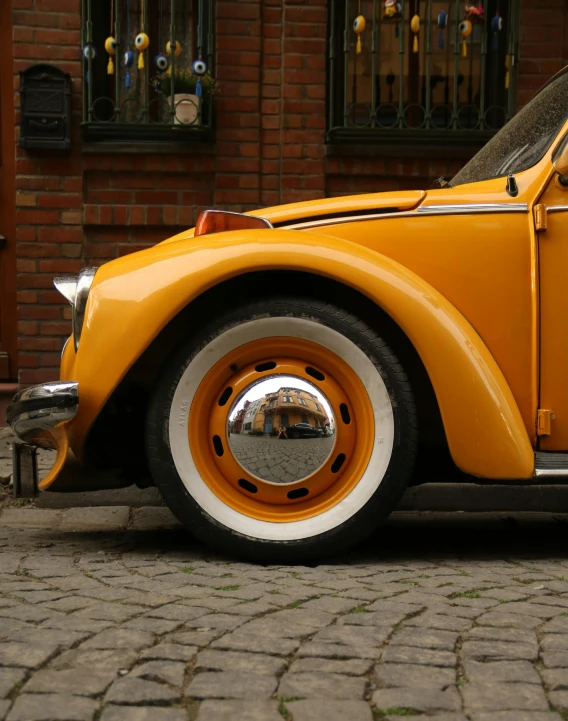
[160,70,218,126]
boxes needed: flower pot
[173,93,200,126]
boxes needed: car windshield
[450,69,568,187]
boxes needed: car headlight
[54,267,98,351]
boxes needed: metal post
[343,0,349,127]
[170,0,176,122]
[425,0,432,129]
[371,0,377,127]
[397,0,405,127]
[452,0,460,129]
[86,0,93,121]
[329,0,336,132]
[479,4,487,130]
[114,0,121,122]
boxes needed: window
[244,422,251,431]
[280,414,289,426]
[301,415,309,424]
[283,396,293,403]
[328,0,520,145]
[315,403,322,411]
[298,398,307,406]
[81,0,215,141]
[260,404,266,411]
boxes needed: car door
[0,2,17,380]
[538,170,568,450]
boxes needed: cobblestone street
[0,508,567,720]
[228,434,335,483]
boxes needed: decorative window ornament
[491,3,504,52]
[135,33,150,69]
[459,19,472,57]
[465,2,484,23]
[105,37,116,75]
[437,9,447,49]
[384,0,402,38]
[410,11,420,53]
[82,44,96,84]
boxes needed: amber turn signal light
[194,209,273,237]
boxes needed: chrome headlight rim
[54,267,98,352]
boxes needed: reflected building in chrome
[234,386,330,435]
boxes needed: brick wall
[9,0,568,382]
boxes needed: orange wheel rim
[189,337,375,522]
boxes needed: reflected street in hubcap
[227,375,336,484]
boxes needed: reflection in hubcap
[227,375,336,485]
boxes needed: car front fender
[62,228,534,480]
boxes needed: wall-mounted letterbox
[19,64,71,150]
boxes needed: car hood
[159,190,427,245]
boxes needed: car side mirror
[553,135,568,185]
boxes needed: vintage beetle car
[8,67,568,560]
[286,423,322,439]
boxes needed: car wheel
[145,296,417,561]
[292,431,301,439]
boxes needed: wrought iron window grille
[328,0,520,145]
[81,0,215,142]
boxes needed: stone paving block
[542,634,568,651]
[0,699,9,721]
[4,628,89,649]
[382,645,455,666]
[129,508,180,531]
[384,716,468,721]
[470,714,563,721]
[0,510,61,529]
[80,629,154,651]
[461,640,538,661]
[542,651,568,668]
[102,708,187,721]
[461,682,549,711]
[464,659,540,684]
[195,650,285,676]
[51,648,138,673]
[0,668,25,698]
[195,700,282,721]
[549,690,568,709]
[389,628,458,651]
[290,657,371,676]
[286,700,373,721]
[405,613,473,632]
[6,693,98,721]
[301,596,361,614]
[130,661,185,687]
[59,507,130,531]
[372,687,461,712]
[542,617,568,634]
[187,671,277,699]
[139,643,198,662]
[105,677,180,704]
[0,643,57,669]
[277,672,366,699]
[542,668,568,690]
[374,662,455,688]
[23,668,117,696]
[465,626,536,643]
[475,611,542,629]
[211,632,298,656]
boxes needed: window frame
[80,0,215,143]
[327,0,521,148]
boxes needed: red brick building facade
[0,0,567,385]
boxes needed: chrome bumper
[6,382,79,444]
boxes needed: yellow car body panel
[60,227,534,480]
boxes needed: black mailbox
[19,64,71,150]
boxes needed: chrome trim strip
[285,203,529,231]
[547,205,568,213]
[416,203,529,214]
[534,468,568,478]
[7,381,79,443]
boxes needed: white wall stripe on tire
[168,318,394,541]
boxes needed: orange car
[8,67,568,560]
